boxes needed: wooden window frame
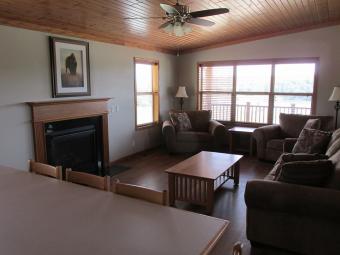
[197,57,319,125]
[134,57,160,130]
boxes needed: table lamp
[329,86,340,129]
[175,86,188,111]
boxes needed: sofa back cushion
[185,110,211,132]
[279,113,333,138]
[277,160,334,187]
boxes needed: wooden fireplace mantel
[27,98,111,169]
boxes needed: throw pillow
[277,160,334,187]
[169,112,192,132]
[304,118,321,130]
[292,128,332,154]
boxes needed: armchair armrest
[209,120,227,149]
[253,125,281,160]
[245,180,340,221]
[162,120,176,152]
[283,138,298,153]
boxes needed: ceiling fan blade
[190,8,229,18]
[124,17,165,20]
[160,3,180,15]
[187,18,215,27]
[159,21,172,29]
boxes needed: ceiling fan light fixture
[163,23,174,34]
[182,23,192,34]
[173,22,185,36]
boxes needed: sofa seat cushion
[176,131,213,143]
[266,139,284,151]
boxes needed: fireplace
[28,98,110,176]
[45,117,103,175]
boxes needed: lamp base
[335,101,340,129]
[179,98,184,111]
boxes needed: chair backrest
[29,160,62,179]
[232,242,243,255]
[113,179,167,205]
[279,113,333,138]
[170,110,211,132]
[65,169,110,191]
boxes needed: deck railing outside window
[209,103,311,124]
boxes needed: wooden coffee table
[165,151,243,214]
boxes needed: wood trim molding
[27,98,111,169]
[0,17,176,55]
[181,20,340,55]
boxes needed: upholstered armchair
[253,113,333,161]
[162,110,227,153]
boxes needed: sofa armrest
[253,125,281,160]
[283,138,298,153]
[245,180,340,221]
[209,120,227,149]
[162,120,176,152]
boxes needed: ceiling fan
[125,1,229,37]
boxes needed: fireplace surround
[28,98,110,175]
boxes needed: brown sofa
[245,128,340,255]
[253,113,333,161]
[162,110,227,153]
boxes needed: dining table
[0,165,228,255]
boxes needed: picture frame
[49,37,91,97]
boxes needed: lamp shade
[175,86,188,98]
[329,87,340,101]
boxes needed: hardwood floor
[113,147,273,255]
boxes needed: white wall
[0,25,178,169]
[178,25,340,117]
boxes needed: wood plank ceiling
[0,0,340,54]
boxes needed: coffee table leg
[206,180,214,214]
[168,174,175,206]
[234,161,240,186]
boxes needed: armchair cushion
[169,112,192,132]
[266,139,284,151]
[292,128,332,154]
[283,138,297,152]
[277,160,334,187]
[176,131,212,143]
[186,110,211,132]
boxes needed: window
[134,58,159,128]
[198,59,317,124]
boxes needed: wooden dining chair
[112,179,167,205]
[65,168,110,191]
[232,242,243,255]
[29,160,62,179]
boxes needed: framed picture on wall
[49,37,91,97]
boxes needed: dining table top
[0,165,228,255]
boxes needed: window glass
[273,95,312,123]
[274,63,315,93]
[136,63,153,93]
[236,64,271,92]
